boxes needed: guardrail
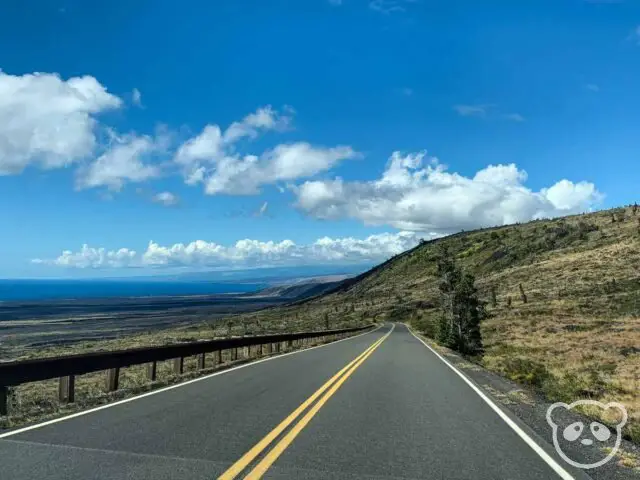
[0,324,374,416]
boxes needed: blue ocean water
[0,279,264,302]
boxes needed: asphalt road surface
[0,323,591,480]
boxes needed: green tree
[436,245,485,355]
[436,245,460,346]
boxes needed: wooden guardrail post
[0,386,8,416]
[106,368,120,392]
[174,357,184,374]
[197,353,205,370]
[147,361,157,381]
[216,350,222,365]
[58,375,75,403]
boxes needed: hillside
[237,205,640,442]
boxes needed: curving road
[0,324,590,479]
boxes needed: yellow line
[217,330,389,480]
[244,327,390,479]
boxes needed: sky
[1,0,639,278]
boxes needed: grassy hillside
[238,205,640,442]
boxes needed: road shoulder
[408,325,640,480]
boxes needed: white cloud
[33,231,427,269]
[453,104,494,117]
[292,151,603,232]
[152,191,179,206]
[256,201,269,217]
[222,105,293,144]
[455,104,525,122]
[0,70,122,175]
[174,106,358,195]
[132,88,143,107]
[33,244,137,269]
[586,83,600,92]
[202,143,358,195]
[76,129,169,191]
[174,105,298,189]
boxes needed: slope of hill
[250,277,348,300]
[237,205,640,442]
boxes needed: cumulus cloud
[33,245,137,269]
[152,191,179,206]
[32,231,428,269]
[0,70,122,175]
[174,106,358,195]
[292,151,603,232]
[222,105,293,144]
[202,143,357,196]
[75,129,169,191]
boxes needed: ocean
[0,279,264,302]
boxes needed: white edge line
[0,324,384,439]
[405,324,576,480]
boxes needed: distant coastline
[0,279,265,303]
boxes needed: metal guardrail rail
[0,324,374,415]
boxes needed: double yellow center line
[218,325,393,479]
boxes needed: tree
[436,245,485,355]
[436,245,460,347]
[519,283,528,304]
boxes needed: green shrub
[499,357,550,387]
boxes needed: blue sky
[1,0,639,278]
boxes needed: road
[0,323,589,479]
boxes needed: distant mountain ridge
[248,275,350,300]
[107,264,372,285]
